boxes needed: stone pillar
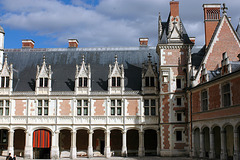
[88,130,93,158]
[157,130,160,156]
[138,130,145,157]
[70,130,77,159]
[233,129,239,160]
[121,130,127,157]
[220,129,227,160]
[104,130,111,158]
[51,131,59,159]
[24,130,33,159]
[191,130,196,157]
[200,131,205,158]
[209,130,215,159]
[8,130,14,156]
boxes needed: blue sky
[0,0,240,49]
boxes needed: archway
[225,125,234,159]
[59,129,71,158]
[76,129,88,157]
[213,126,221,158]
[33,129,51,159]
[0,129,8,156]
[194,128,200,157]
[127,129,139,156]
[203,127,210,157]
[14,129,25,157]
[110,129,122,156]
[93,129,105,156]
[144,129,157,156]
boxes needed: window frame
[176,130,183,141]
[201,90,208,111]
[144,99,156,116]
[110,99,122,116]
[77,99,89,116]
[37,100,49,116]
[0,76,10,88]
[0,100,10,116]
[39,77,48,88]
[222,83,231,107]
[176,78,182,89]
[112,77,121,87]
[145,77,155,87]
[176,97,182,106]
[78,77,88,87]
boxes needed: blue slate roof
[5,47,158,92]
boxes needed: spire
[221,3,228,15]
[115,54,118,63]
[4,54,7,64]
[148,53,152,64]
[43,55,46,64]
[82,54,85,64]
[158,12,162,43]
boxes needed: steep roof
[5,47,158,92]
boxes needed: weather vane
[221,3,228,15]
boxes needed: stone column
[8,130,14,156]
[191,130,196,157]
[24,130,33,159]
[199,131,205,158]
[220,129,227,160]
[138,130,145,157]
[157,130,160,156]
[104,130,111,158]
[209,130,215,159]
[51,131,59,159]
[70,130,77,159]
[233,129,239,160]
[88,130,93,158]
[121,130,127,157]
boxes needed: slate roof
[191,45,206,69]
[5,47,158,92]
[237,19,240,38]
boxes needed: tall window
[39,78,48,87]
[79,77,88,87]
[38,100,49,116]
[0,100,9,116]
[0,130,8,144]
[111,100,122,116]
[112,77,121,87]
[176,131,182,141]
[201,90,208,111]
[177,113,182,121]
[145,77,155,87]
[144,99,156,116]
[176,78,181,89]
[77,100,88,115]
[222,83,231,107]
[176,97,182,106]
[1,76,9,88]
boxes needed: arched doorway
[110,129,122,156]
[203,127,210,157]
[194,128,200,157]
[0,129,8,156]
[225,125,234,159]
[93,129,105,156]
[14,129,25,157]
[59,129,71,158]
[127,129,139,156]
[76,129,88,157]
[144,129,157,156]
[213,126,221,158]
[33,129,51,159]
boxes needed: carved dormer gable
[221,52,231,76]
[35,56,52,95]
[75,55,91,95]
[200,63,209,83]
[168,17,183,43]
[142,53,158,94]
[108,55,124,94]
[0,55,13,94]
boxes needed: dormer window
[112,77,121,87]
[0,55,13,93]
[145,77,154,87]
[79,77,88,87]
[39,78,48,87]
[1,76,9,88]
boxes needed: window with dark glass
[44,78,48,87]
[177,113,182,121]
[177,97,182,106]
[110,100,122,115]
[6,77,9,87]
[0,100,10,116]
[144,99,156,116]
[145,77,149,86]
[39,78,43,87]
[201,90,208,111]
[112,77,121,87]
[145,77,155,87]
[38,100,48,116]
[84,77,88,87]
[176,78,181,89]
[112,77,116,86]
[79,77,88,87]
[77,100,88,115]
[176,131,182,141]
[1,77,4,88]
[222,83,231,107]
[117,77,121,86]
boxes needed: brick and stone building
[0,1,239,160]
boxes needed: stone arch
[75,127,89,132]
[12,126,26,131]
[31,127,54,135]
[194,127,200,157]
[92,127,106,132]
[223,124,234,159]
[202,127,210,157]
[58,127,73,132]
[212,125,221,158]
[143,127,158,132]
[127,128,139,156]
[14,129,25,157]
[110,129,122,156]
[144,129,157,156]
[93,129,105,156]
[126,127,140,131]
[59,128,71,158]
[76,128,89,157]
[0,128,9,155]
[109,127,123,132]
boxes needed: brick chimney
[68,39,79,48]
[189,37,196,44]
[22,39,35,48]
[139,38,148,46]
[170,1,179,17]
[203,4,221,47]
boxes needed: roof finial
[115,54,118,62]
[43,55,46,63]
[4,54,7,63]
[82,54,85,62]
[221,3,228,15]
[148,53,152,63]
[173,17,177,25]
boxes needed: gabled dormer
[35,56,52,95]
[221,52,231,76]
[200,63,208,83]
[75,55,91,95]
[108,55,124,94]
[142,53,158,94]
[0,55,13,95]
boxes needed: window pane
[117,107,121,115]
[176,131,182,141]
[176,78,181,89]
[0,108,3,115]
[117,100,121,106]
[5,108,9,115]
[1,77,4,87]
[111,100,115,106]
[145,77,149,87]
[44,108,48,115]
[44,78,48,87]
[6,77,9,87]
[0,100,3,106]
[84,100,88,106]
[177,113,182,121]
[38,108,42,115]
[151,99,155,106]
[177,98,181,106]
[150,77,154,86]
[144,107,149,115]
[117,77,121,86]
[84,107,88,115]
[77,108,81,115]
[38,100,42,106]
[151,107,156,115]
[144,100,149,106]
[44,100,48,106]
[111,107,115,115]
[77,100,81,106]
[84,77,88,87]
[2,130,7,143]
[79,78,82,87]
[5,100,9,106]
[40,78,43,87]
[112,77,116,86]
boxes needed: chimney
[68,39,79,48]
[203,4,221,47]
[139,38,148,46]
[189,37,196,44]
[170,1,179,17]
[22,39,35,48]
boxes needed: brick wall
[59,100,71,116]
[15,100,26,116]
[127,99,139,116]
[93,100,105,116]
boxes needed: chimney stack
[68,39,79,48]
[189,37,196,44]
[203,4,221,47]
[22,39,35,49]
[139,38,148,46]
[170,1,179,17]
